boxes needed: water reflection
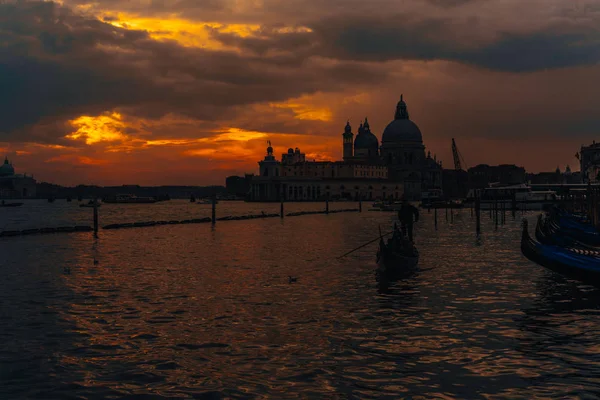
[3,205,600,397]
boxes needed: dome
[382,119,422,143]
[381,95,423,143]
[288,148,294,154]
[354,119,379,150]
[354,132,378,149]
[0,157,15,177]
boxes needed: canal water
[2,201,600,399]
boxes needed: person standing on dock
[398,197,419,242]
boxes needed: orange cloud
[66,112,128,144]
[269,96,333,122]
[46,154,109,166]
[100,12,259,49]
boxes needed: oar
[336,230,394,259]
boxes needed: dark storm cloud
[211,14,600,73]
[0,0,388,139]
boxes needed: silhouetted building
[442,169,469,199]
[249,143,398,201]
[579,141,600,183]
[468,164,526,188]
[379,95,442,199]
[249,96,443,201]
[527,165,581,185]
[0,156,36,198]
[225,174,252,197]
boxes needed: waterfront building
[578,142,600,183]
[248,96,442,201]
[379,95,442,199]
[225,174,253,198]
[467,164,526,188]
[0,156,36,199]
[527,166,581,185]
[250,143,396,201]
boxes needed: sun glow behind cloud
[66,112,128,144]
[101,12,261,49]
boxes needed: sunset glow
[66,113,128,145]
[0,0,595,186]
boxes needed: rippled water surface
[2,201,600,399]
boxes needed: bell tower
[342,120,353,161]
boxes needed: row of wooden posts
[90,196,364,237]
[428,195,521,237]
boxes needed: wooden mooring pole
[434,207,438,230]
[511,192,517,220]
[280,198,284,218]
[494,196,498,229]
[93,197,99,237]
[475,197,481,236]
[211,193,216,225]
[325,194,329,214]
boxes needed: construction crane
[451,138,467,171]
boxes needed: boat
[371,201,403,211]
[190,195,196,203]
[66,196,72,202]
[197,198,218,204]
[0,202,23,207]
[466,184,558,211]
[419,199,464,209]
[544,208,600,246]
[521,218,600,286]
[48,197,55,203]
[535,214,599,251]
[80,200,101,208]
[376,225,419,277]
[102,194,157,204]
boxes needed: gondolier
[397,197,419,242]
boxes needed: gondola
[376,225,419,278]
[0,202,23,207]
[535,214,600,252]
[546,209,600,246]
[521,218,600,286]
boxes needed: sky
[1,0,599,186]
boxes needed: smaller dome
[288,148,294,154]
[354,131,379,150]
[0,157,15,177]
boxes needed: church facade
[340,96,442,200]
[248,96,442,201]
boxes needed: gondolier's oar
[336,230,394,259]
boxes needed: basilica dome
[381,96,423,143]
[354,119,379,150]
[0,157,15,177]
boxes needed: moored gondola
[376,224,419,278]
[521,218,600,286]
[536,213,600,252]
[545,208,600,246]
[0,202,23,207]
